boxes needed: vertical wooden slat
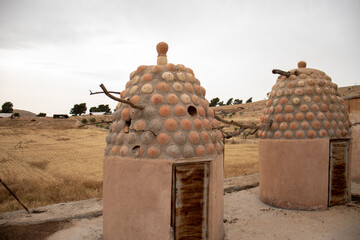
[171,162,209,240]
[329,140,349,206]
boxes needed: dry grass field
[0,115,259,212]
[224,142,259,178]
[0,117,109,212]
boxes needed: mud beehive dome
[259,61,351,140]
[105,42,223,159]
[259,61,353,210]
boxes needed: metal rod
[0,178,30,213]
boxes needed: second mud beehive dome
[259,61,351,140]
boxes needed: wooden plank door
[171,162,210,240]
[329,140,349,206]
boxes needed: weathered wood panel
[329,140,349,206]
[171,162,209,240]
[344,97,360,113]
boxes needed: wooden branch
[272,69,290,77]
[0,178,30,214]
[272,69,300,77]
[222,129,245,139]
[214,114,272,133]
[260,119,273,130]
[214,114,261,130]
[99,84,144,110]
[352,122,360,127]
[89,90,120,95]
[249,129,259,135]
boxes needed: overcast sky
[0,0,359,115]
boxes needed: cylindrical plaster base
[259,139,330,210]
[103,156,224,240]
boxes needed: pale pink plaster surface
[259,139,330,210]
[103,156,224,240]
[103,157,174,240]
[350,111,360,182]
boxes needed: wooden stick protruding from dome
[272,69,291,77]
[156,42,168,65]
[100,84,144,110]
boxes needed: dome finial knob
[298,61,307,68]
[156,42,168,55]
[156,42,168,65]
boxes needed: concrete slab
[0,198,102,227]
[1,176,360,240]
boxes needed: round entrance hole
[131,145,142,157]
[187,106,197,116]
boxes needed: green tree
[246,97,253,103]
[209,97,220,107]
[226,98,233,105]
[1,102,13,113]
[70,103,87,116]
[90,104,111,113]
[233,99,243,105]
[89,107,97,113]
[218,101,224,106]
[98,104,111,113]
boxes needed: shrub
[90,118,96,123]
[246,97,253,103]
[81,118,88,124]
[37,113,47,117]
[234,99,242,105]
[226,98,233,105]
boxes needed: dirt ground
[1,177,359,240]
[223,187,360,240]
[44,186,360,240]
[48,185,360,240]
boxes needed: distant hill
[13,109,37,117]
[337,85,360,98]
